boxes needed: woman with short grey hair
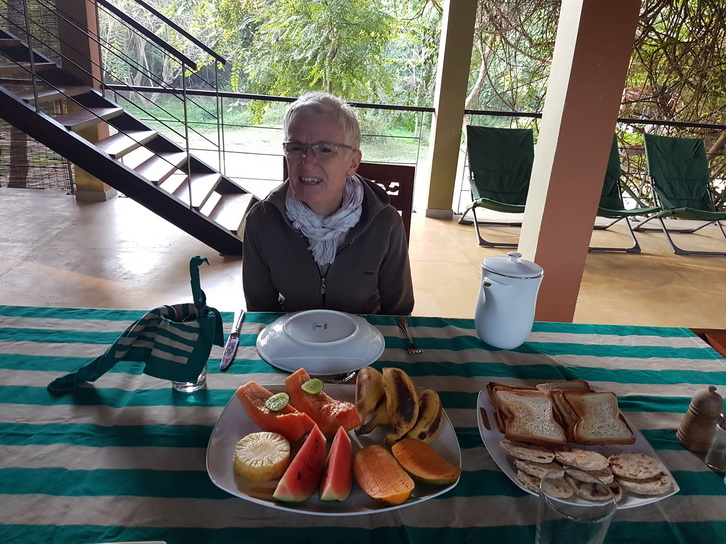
[242,92,414,315]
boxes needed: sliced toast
[493,389,568,446]
[562,391,635,445]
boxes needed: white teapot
[474,252,543,350]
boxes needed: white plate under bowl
[256,310,385,375]
[206,384,462,516]
[476,390,679,509]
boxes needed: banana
[383,367,419,445]
[405,388,443,444]
[355,366,385,423]
[357,400,390,434]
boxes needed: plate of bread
[477,379,678,509]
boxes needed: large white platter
[207,384,462,516]
[476,390,679,509]
[256,310,385,375]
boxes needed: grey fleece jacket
[242,177,414,315]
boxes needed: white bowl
[256,310,385,375]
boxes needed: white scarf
[285,175,364,266]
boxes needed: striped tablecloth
[1,305,725,544]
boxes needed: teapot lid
[482,252,543,279]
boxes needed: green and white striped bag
[47,256,224,395]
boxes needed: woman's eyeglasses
[282,141,353,159]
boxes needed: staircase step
[0,38,22,47]
[159,171,188,194]
[55,106,123,131]
[135,151,188,184]
[199,191,222,216]
[206,192,255,233]
[120,146,154,170]
[96,130,157,159]
[174,172,222,209]
[14,84,91,104]
[0,61,56,75]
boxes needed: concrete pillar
[58,0,116,202]
[424,0,477,219]
[518,0,640,322]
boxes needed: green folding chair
[636,133,726,256]
[458,125,534,247]
[589,136,660,254]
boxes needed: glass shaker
[705,413,726,472]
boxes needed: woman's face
[285,112,361,217]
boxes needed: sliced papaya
[285,368,362,435]
[235,381,315,442]
[391,437,462,485]
[353,445,414,506]
[273,424,327,502]
[319,426,353,502]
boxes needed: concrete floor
[3,188,726,328]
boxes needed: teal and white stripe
[1,305,725,544]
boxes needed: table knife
[220,310,246,371]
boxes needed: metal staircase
[0,6,256,256]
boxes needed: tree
[466,0,559,117]
[231,0,395,118]
[381,1,442,109]
[625,0,726,178]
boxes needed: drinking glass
[535,469,616,544]
[705,413,726,472]
[171,362,207,393]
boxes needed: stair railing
[0,0,229,208]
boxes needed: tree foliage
[467,0,725,206]
[467,0,559,116]
[237,0,394,114]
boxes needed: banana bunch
[355,366,443,445]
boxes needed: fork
[397,316,423,354]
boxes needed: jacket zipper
[317,239,354,309]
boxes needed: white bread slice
[563,391,635,446]
[536,379,592,392]
[550,390,580,442]
[486,382,537,433]
[494,390,568,446]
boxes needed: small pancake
[540,475,574,499]
[608,480,624,503]
[617,473,673,496]
[608,452,663,480]
[514,458,564,479]
[565,466,614,485]
[554,447,609,471]
[500,440,555,463]
[564,474,613,502]
[516,470,542,494]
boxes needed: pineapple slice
[233,432,291,482]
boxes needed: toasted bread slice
[562,391,635,446]
[494,389,568,446]
[550,390,580,442]
[536,379,592,392]
[487,382,537,433]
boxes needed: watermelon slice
[285,368,362,434]
[235,382,315,442]
[319,426,354,502]
[273,424,327,502]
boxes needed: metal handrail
[95,0,197,70]
[0,0,230,202]
[119,0,226,65]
